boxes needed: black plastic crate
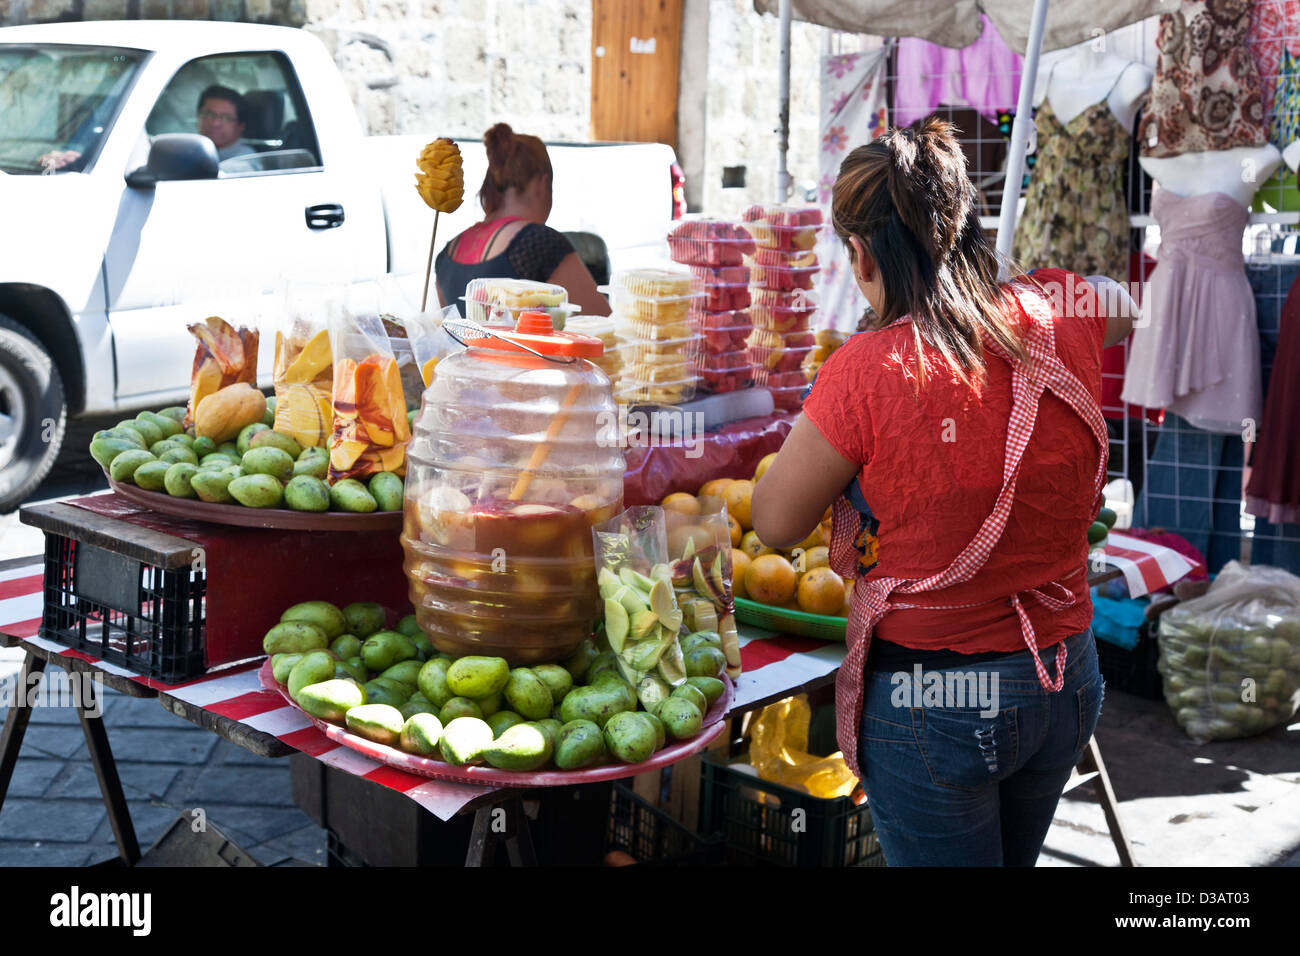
[42,533,206,683]
[700,750,885,867]
[1095,622,1163,700]
[605,782,725,866]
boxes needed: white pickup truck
[0,20,681,510]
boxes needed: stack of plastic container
[606,268,703,406]
[565,314,621,384]
[668,219,757,394]
[742,205,822,410]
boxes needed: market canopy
[752,0,1167,53]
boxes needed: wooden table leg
[76,684,141,866]
[464,796,537,867]
[0,652,45,814]
[1079,736,1135,868]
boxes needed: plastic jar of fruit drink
[402,311,625,664]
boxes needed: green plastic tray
[734,597,846,642]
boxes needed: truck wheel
[0,316,66,513]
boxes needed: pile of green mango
[89,401,403,512]
[267,599,728,772]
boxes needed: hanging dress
[1120,190,1262,434]
[1245,274,1300,524]
[1012,64,1134,282]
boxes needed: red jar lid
[466,310,604,357]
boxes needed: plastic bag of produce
[273,286,337,448]
[748,695,857,798]
[663,497,741,679]
[187,315,260,428]
[327,307,411,481]
[592,506,693,709]
[405,303,464,392]
[1156,561,1300,742]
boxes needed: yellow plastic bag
[748,695,857,799]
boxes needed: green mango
[237,422,270,456]
[554,720,605,770]
[329,479,378,513]
[363,678,413,708]
[475,690,503,718]
[585,651,619,684]
[163,462,200,498]
[604,711,656,764]
[342,602,387,639]
[362,630,417,672]
[139,410,182,438]
[263,620,328,655]
[439,696,485,724]
[228,474,284,508]
[417,658,455,708]
[531,664,573,705]
[396,614,422,638]
[439,716,494,765]
[165,432,195,448]
[217,441,239,458]
[191,436,218,458]
[406,631,434,662]
[487,710,525,738]
[446,656,511,699]
[157,406,188,424]
[330,634,363,659]
[399,694,439,722]
[89,437,141,470]
[684,645,727,679]
[400,713,444,755]
[345,704,406,746]
[380,660,424,690]
[656,697,702,740]
[93,427,146,450]
[642,712,667,751]
[200,453,239,469]
[482,722,553,771]
[685,676,725,707]
[334,658,368,684]
[281,601,347,639]
[249,429,302,460]
[368,471,404,512]
[504,668,553,720]
[558,685,630,729]
[271,652,305,684]
[670,683,708,715]
[561,639,599,683]
[118,417,163,446]
[681,630,722,655]
[591,672,636,712]
[241,446,294,482]
[190,470,235,504]
[292,454,328,479]
[263,396,277,427]
[156,443,198,465]
[108,449,156,484]
[284,475,330,512]
[132,460,171,492]
[288,651,337,701]
[535,719,563,750]
[297,679,366,723]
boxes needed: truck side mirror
[125,133,219,188]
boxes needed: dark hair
[197,85,247,124]
[831,117,1027,387]
[479,122,552,214]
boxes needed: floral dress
[1012,88,1132,282]
[1139,0,1268,158]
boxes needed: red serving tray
[259,659,731,788]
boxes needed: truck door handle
[305,203,345,229]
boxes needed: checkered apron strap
[833,284,1109,779]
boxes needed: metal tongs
[440,317,579,365]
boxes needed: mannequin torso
[1139,146,1283,207]
[1036,48,1152,130]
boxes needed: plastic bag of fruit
[592,506,699,712]
[273,286,337,449]
[326,306,412,481]
[404,303,463,392]
[662,497,742,679]
[1156,561,1300,742]
[748,695,857,798]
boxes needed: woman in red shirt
[752,119,1135,866]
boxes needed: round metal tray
[108,476,403,531]
[258,659,732,788]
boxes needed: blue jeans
[858,628,1104,866]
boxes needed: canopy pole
[777,0,792,202]
[994,0,1051,281]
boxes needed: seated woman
[434,123,610,318]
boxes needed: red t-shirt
[802,268,1107,653]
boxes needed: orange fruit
[731,549,752,600]
[797,567,846,616]
[753,453,778,483]
[745,553,797,607]
[724,479,756,530]
[803,546,829,571]
[661,492,701,516]
[667,523,711,560]
[699,478,735,499]
[740,530,776,560]
[726,514,742,547]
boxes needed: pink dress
[1121,190,1262,434]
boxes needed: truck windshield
[0,44,143,175]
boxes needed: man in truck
[196,85,256,162]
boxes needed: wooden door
[590,0,683,147]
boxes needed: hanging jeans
[858,628,1103,866]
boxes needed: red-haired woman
[751,118,1136,866]
[434,123,610,317]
